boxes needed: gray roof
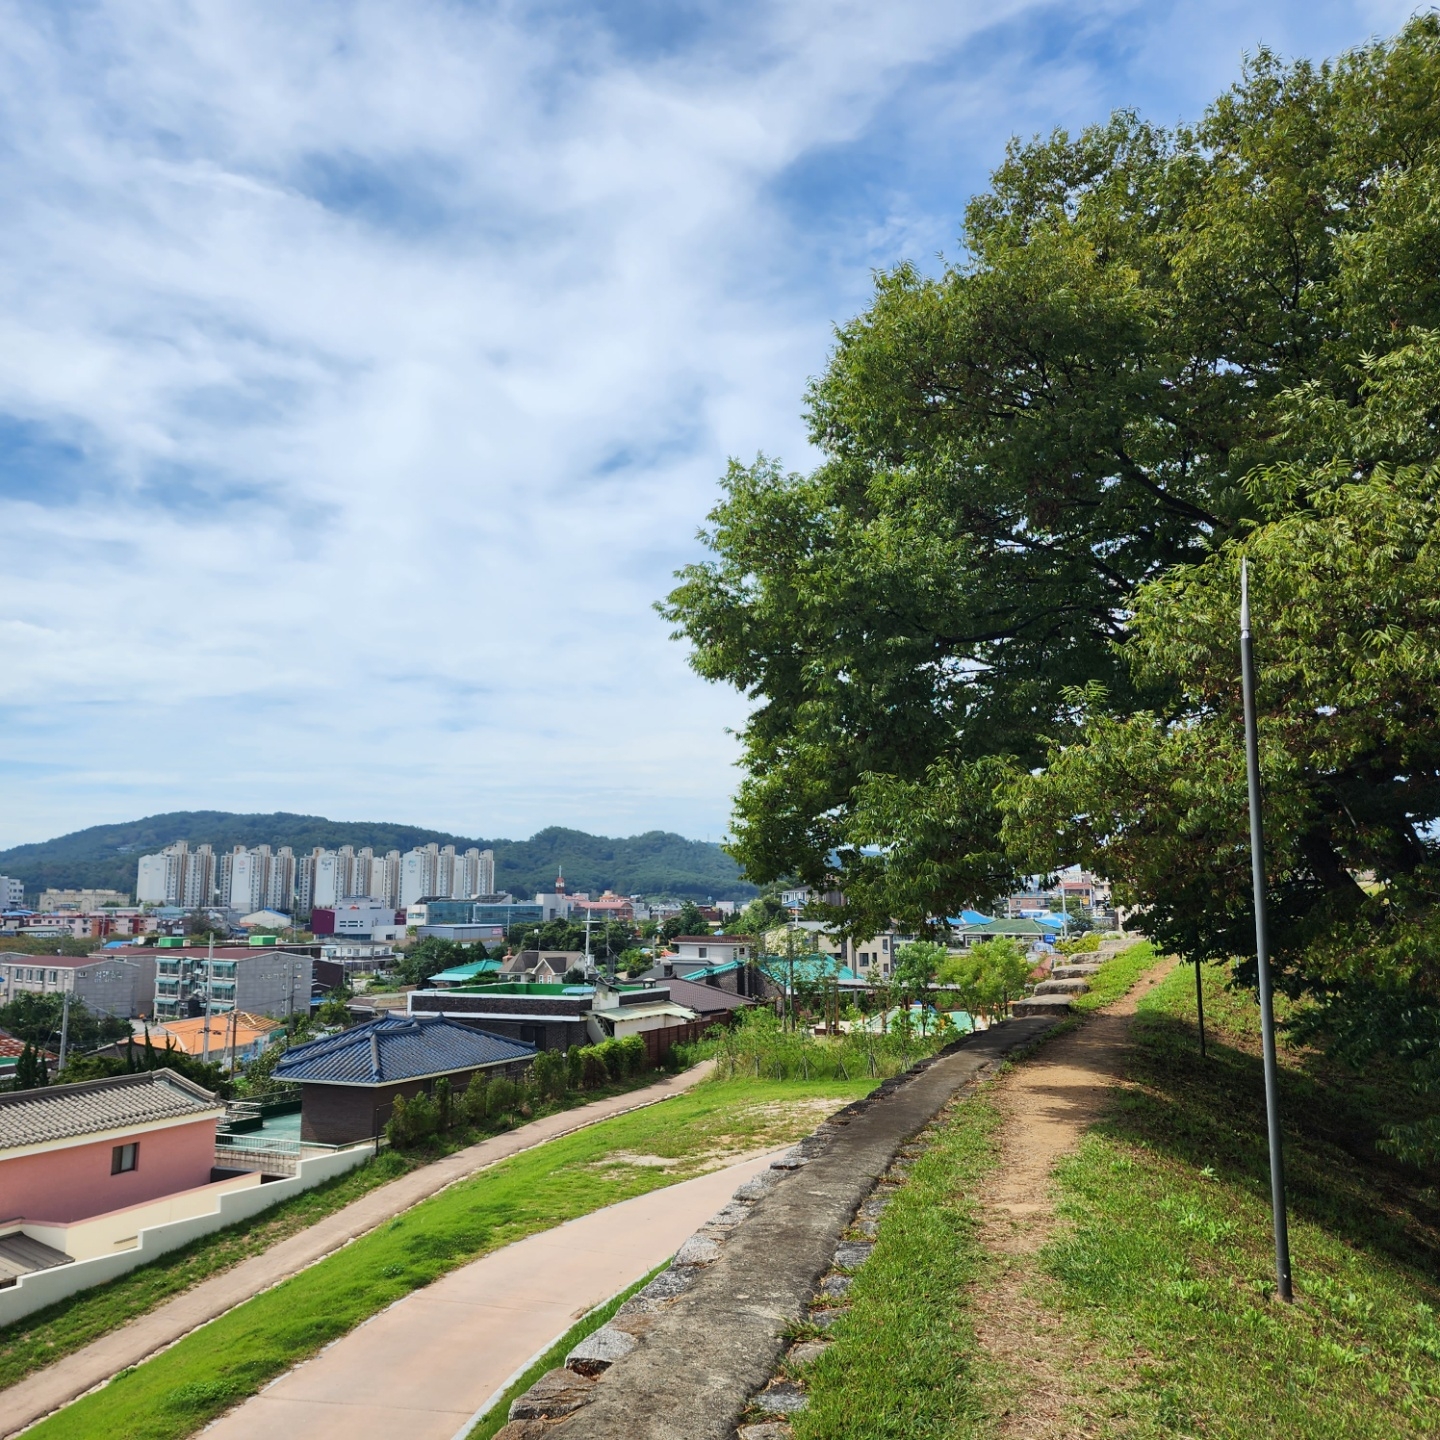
[0,1070,222,1152]
[272,1014,535,1086]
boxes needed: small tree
[433,1076,452,1130]
[459,1072,488,1125]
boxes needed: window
[697,947,707,959]
[112,1143,139,1174]
[48,970,59,982]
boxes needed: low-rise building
[108,944,314,1021]
[669,935,754,966]
[149,1012,283,1067]
[310,898,397,940]
[272,1014,535,1144]
[0,953,155,1018]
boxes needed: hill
[0,811,755,903]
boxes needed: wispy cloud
[0,0,1412,847]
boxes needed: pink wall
[0,1117,219,1225]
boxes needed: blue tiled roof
[272,1015,534,1086]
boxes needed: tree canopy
[662,18,1440,938]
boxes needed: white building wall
[136,853,169,904]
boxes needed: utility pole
[1240,558,1294,1303]
[58,988,71,1074]
[202,933,215,1062]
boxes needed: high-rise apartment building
[0,875,25,908]
[135,842,216,908]
[398,843,494,907]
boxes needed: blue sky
[0,0,1417,849]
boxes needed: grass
[0,1069,666,1394]
[1069,939,1156,1012]
[1041,960,1440,1438]
[463,1262,668,1440]
[787,1094,1004,1439]
[22,1076,873,1440]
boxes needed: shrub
[616,1035,647,1077]
[566,1047,584,1089]
[385,1094,410,1147]
[487,1075,519,1118]
[532,1049,568,1101]
[579,1046,609,1088]
[404,1090,440,1142]
[459,1072,488,1124]
[433,1076,452,1130]
[1055,931,1102,955]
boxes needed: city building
[398,844,496,908]
[669,935,753,966]
[310,899,398,940]
[0,876,24,909]
[37,890,129,912]
[574,891,634,922]
[135,843,215,908]
[408,898,544,929]
[118,944,314,1022]
[149,1012,282,1067]
[0,953,156,1018]
[272,1014,535,1144]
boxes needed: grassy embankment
[21,1075,872,1440]
[787,943,1440,1439]
[0,1068,669,1393]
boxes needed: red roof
[0,1028,54,1060]
[672,935,751,945]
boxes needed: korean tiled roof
[272,1015,535,1086]
[0,1070,222,1152]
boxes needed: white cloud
[0,0,1409,848]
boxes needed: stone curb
[491,1017,1057,1440]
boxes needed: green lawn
[0,1070,666,1394]
[782,942,1440,1437]
[1041,961,1440,1438]
[23,1077,872,1440]
[787,1094,1003,1439]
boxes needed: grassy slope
[786,941,1158,1440]
[24,1077,871,1440]
[1043,962,1440,1438]
[0,1072,663,1393]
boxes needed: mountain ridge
[0,811,755,903]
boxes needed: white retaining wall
[0,1142,375,1327]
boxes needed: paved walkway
[2,1064,714,1439]
[204,1150,783,1440]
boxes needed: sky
[0,0,1419,850]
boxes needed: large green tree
[662,19,1440,937]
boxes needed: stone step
[1013,994,1073,1017]
[1034,977,1090,995]
[1051,964,1102,980]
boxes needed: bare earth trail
[972,959,1177,1439]
[1,1063,716,1440]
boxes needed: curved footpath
[2,1063,715,1440]
[205,1149,788,1440]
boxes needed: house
[501,950,583,982]
[624,974,754,1028]
[0,1069,279,1290]
[271,1014,536,1144]
[670,935,753,965]
[952,917,1057,948]
[0,953,155,1018]
[587,981,697,1043]
[0,1028,55,1087]
[149,1012,282,1067]
[429,959,503,987]
[646,956,770,1000]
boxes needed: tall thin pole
[1240,558,1294,1303]
[58,989,70,1074]
[1195,959,1207,1059]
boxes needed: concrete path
[205,1150,784,1440]
[2,1064,713,1439]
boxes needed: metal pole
[1195,959,1207,1059]
[203,934,214,1062]
[1240,558,1294,1303]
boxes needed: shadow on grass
[1104,1005,1440,1283]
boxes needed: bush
[459,1072,488,1124]
[532,1049,568,1101]
[566,1047,584,1089]
[579,1046,609,1088]
[616,1035,646,1077]
[486,1075,519,1118]
[1055,932,1102,955]
[433,1076,452,1130]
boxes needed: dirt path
[970,960,1176,1438]
[1,1062,715,1440]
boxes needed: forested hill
[0,812,755,903]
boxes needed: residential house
[271,1014,536,1144]
[149,1012,283,1068]
[669,935,753,966]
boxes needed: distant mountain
[0,811,756,904]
